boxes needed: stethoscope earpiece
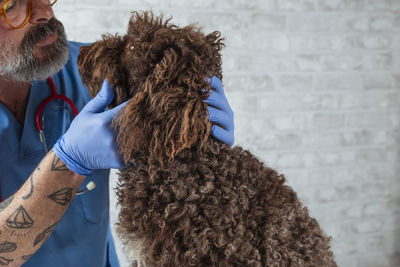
[76,181,96,196]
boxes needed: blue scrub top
[0,41,120,267]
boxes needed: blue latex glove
[53,80,126,176]
[206,76,235,146]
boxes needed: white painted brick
[223,53,296,73]
[312,113,346,129]
[268,149,358,169]
[384,181,400,199]
[239,132,303,152]
[362,201,386,217]
[293,54,322,71]
[363,53,393,70]
[288,14,331,32]
[223,75,275,93]
[289,34,355,52]
[56,1,400,266]
[302,129,389,148]
[315,74,363,91]
[393,1,400,11]
[314,184,358,203]
[226,32,289,52]
[335,255,358,267]
[339,92,398,109]
[346,112,389,127]
[356,253,391,267]
[320,54,363,71]
[354,34,392,51]
[389,253,400,267]
[365,0,394,11]
[370,15,395,32]
[332,15,370,32]
[248,13,287,32]
[318,0,364,11]
[272,0,317,11]
[363,73,400,90]
[278,74,313,90]
[252,93,337,112]
[269,114,309,130]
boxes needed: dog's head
[78,11,224,163]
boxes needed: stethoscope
[0,78,96,203]
[35,77,96,196]
[36,77,78,154]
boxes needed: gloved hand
[205,76,235,146]
[53,80,126,176]
[54,77,235,176]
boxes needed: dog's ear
[78,35,129,107]
[115,57,212,164]
[115,11,224,164]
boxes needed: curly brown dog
[77,11,337,267]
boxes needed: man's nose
[29,0,54,24]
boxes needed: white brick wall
[53,1,400,266]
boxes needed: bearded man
[0,1,235,266]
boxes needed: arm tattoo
[22,175,34,200]
[0,196,14,212]
[33,223,57,247]
[47,188,73,206]
[5,206,34,229]
[51,154,69,172]
[0,256,13,265]
[0,241,16,253]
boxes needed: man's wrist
[53,137,93,177]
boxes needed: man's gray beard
[0,17,69,82]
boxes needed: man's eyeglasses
[0,0,57,29]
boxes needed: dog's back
[117,138,336,266]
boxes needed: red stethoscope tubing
[35,77,79,154]
[0,78,78,202]
[0,78,99,202]
[35,77,78,131]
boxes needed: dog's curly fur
[78,11,337,267]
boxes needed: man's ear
[115,46,212,164]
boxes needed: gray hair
[0,17,69,82]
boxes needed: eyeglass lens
[3,0,57,28]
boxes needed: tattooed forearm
[47,188,73,206]
[6,206,34,229]
[33,223,57,247]
[22,175,34,200]
[0,151,85,262]
[0,197,14,213]
[0,256,13,266]
[0,241,17,253]
[51,154,69,172]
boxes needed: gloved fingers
[112,159,127,170]
[211,125,234,147]
[83,80,115,113]
[204,89,228,111]
[207,106,234,131]
[206,76,225,95]
[109,99,130,118]
[102,99,130,126]
[109,143,127,170]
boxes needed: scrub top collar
[0,79,54,159]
